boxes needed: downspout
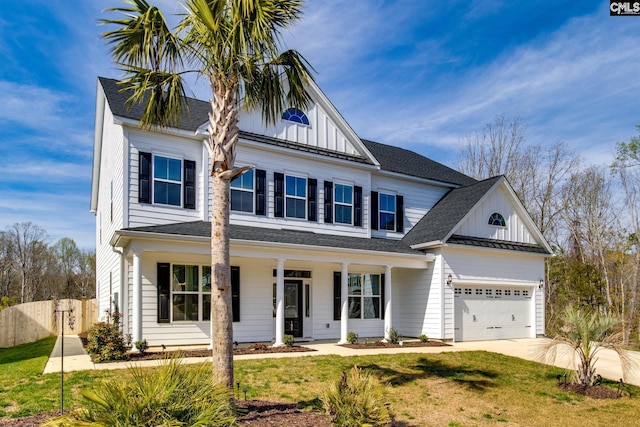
[112,246,126,335]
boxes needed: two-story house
[90,76,552,347]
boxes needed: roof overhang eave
[410,240,443,250]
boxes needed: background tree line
[0,222,95,309]
[459,115,640,346]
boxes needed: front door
[284,280,303,337]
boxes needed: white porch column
[383,266,392,341]
[274,259,285,346]
[132,251,142,346]
[339,262,349,344]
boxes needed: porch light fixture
[538,279,544,290]
[446,274,453,286]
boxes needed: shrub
[346,331,358,344]
[134,339,148,354]
[322,365,391,427]
[418,334,428,343]
[44,355,236,426]
[85,312,128,362]
[283,334,295,346]
[386,328,400,344]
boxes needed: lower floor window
[348,273,381,319]
[171,265,211,322]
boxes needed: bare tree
[0,231,15,300]
[53,237,80,299]
[7,222,47,303]
[78,249,96,298]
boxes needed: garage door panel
[455,286,532,341]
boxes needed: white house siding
[229,141,374,239]
[238,102,360,157]
[392,267,440,339]
[455,186,536,244]
[535,285,545,336]
[370,174,450,239]
[443,246,545,340]
[126,129,205,228]
[96,102,126,320]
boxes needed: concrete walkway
[43,336,640,387]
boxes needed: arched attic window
[282,108,310,125]
[488,212,506,227]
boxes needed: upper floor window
[154,156,182,206]
[334,184,353,224]
[139,152,195,209]
[379,193,396,231]
[488,212,506,227]
[282,108,310,125]
[285,175,307,219]
[231,169,255,213]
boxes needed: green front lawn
[1,338,638,425]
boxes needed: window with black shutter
[184,160,196,209]
[396,195,404,232]
[139,151,152,203]
[231,266,240,322]
[371,191,379,230]
[255,169,266,215]
[333,271,341,320]
[324,181,333,223]
[157,263,170,323]
[354,186,363,227]
[274,172,284,217]
[308,178,317,221]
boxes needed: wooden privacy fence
[0,298,98,348]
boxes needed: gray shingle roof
[362,139,477,187]
[99,77,474,186]
[402,176,503,246]
[122,221,422,255]
[447,235,548,254]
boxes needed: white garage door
[454,286,533,341]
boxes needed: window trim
[378,192,396,231]
[230,167,256,214]
[347,273,382,319]
[284,174,308,219]
[153,154,184,207]
[334,183,354,225]
[488,212,506,227]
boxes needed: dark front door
[284,280,303,337]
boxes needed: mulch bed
[0,400,330,427]
[558,383,623,399]
[340,340,450,349]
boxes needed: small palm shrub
[85,312,128,362]
[386,328,400,344]
[418,334,428,343]
[283,334,295,346]
[346,331,358,344]
[44,355,237,426]
[322,365,391,427]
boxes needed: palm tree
[101,0,313,388]
[536,306,636,387]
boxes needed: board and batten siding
[96,103,126,320]
[126,130,205,228]
[229,142,373,238]
[455,186,536,244]
[238,102,361,156]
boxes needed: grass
[1,338,640,425]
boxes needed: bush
[418,334,428,343]
[386,328,400,344]
[85,312,128,362]
[322,365,391,427]
[346,331,358,344]
[134,339,148,354]
[44,355,236,426]
[283,334,295,346]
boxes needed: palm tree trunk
[210,173,234,388]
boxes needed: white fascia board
[90,83,106,214]
[410,240,443,250]
[114,116,205,141]
[445,242,553,258]
[237,137,379,172]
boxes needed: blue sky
[0,1,638,250]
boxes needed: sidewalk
[43,336,640,387]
